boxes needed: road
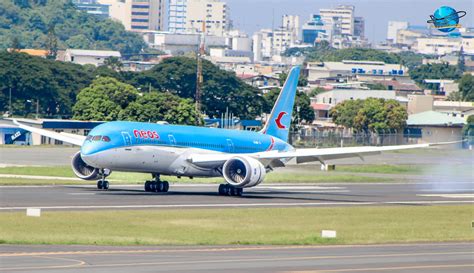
[1,243,472,272]
[1,182,472,211]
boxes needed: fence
[289,129,465,148]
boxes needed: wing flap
[188,142,457,168]
[13,120,85,146]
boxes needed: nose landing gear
[97,169,110,190]
[144,174,169,193]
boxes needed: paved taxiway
[1,242,472,272]
[0,182,472,210]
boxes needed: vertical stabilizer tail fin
[260,66,300,142]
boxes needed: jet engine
[71,151,101,180]
[222,156,266,188]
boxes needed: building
[415,37,474,55]
[63,49,121,66]
[252,29,273,61]
[168,0,187,33]
[97,0,166,31]
[73,0,110,18]
[8,49,49,58]
[0,124,30,145]
[2,119,103,146]
[311,89,397,120]
[319,5,354,36]
[272,27,293,55]
[406,111,465,148]
[282,15,300,44]
[306,60,409,83]
[372,80,423,96]
[301,14,330,44]
[353,16,365,38]
[143,31,226,55]
[386,21,408,44]
[168,0,228,36]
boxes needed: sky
[225,0,474,43]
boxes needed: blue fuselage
[81,121,292,157]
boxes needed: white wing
[13,120,86,146]
[188,142,457,168]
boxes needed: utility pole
[9,87,12,116]
[195,21,205,116]
[35,99,39,119]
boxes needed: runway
[1,182,472,210]
[1,243,472,272]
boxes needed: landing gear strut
[218,184,243,197]
[97,169,109,190]
[145,174,169,193]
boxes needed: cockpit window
[92,135,102,141]
[102,136,111,142]
[86,135,93,141]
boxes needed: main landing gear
[97,169,109,190]
[218,184,243,197]
[144,174,169,193]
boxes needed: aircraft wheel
[218,184,225,195]
[156,181,165,192]
[163,181,170,193]
[97,180,103,190]
[102,181,109,190]
[145,181,152,192]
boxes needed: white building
[306,60,408,83]
[415,37,474,55]
[387,21,408,44]
[282,15,300,44]
[98,0,166,31]
[143,31,226,55]
[168,0,228,36]
[252,29,273,62]
[320,5,354,36]
[226,30,252,52]
[64,49,121,66]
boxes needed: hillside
[0,0,146,54]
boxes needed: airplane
[13,66,450,196]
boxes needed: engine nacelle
[222,156,266,188]
[71,151,100,180]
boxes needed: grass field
[0,166,394,185]
[0,205,472,245]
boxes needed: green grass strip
[0,205,472,246]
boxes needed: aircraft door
[168,134,177,146]
[226,139,234,153]
[121,131,132,146]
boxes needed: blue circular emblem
[427,6,467,33]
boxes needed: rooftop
[407,111,466,127]
[66,49,121,57]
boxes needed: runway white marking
[0,200,472,211]
[67,193,96,195]
[417,194,474,199]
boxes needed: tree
[458,47,465,73]
[278,71,308,87]
[10,36,21,50]
[73,77,138,121]
[264,88,315,124]
[365,82,387,90]
[121,92,202,125]
[103,56,123,71]
[330,98,407,133]
[129,57,266,119]
[309,87,326,97]
[458,74,474,101]
[0,51,93,117]
[46,25,58,60]
[410,63,462,89]
[0,0,147,54]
